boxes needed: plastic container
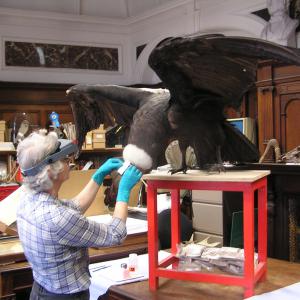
[128,253,138,272]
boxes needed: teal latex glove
[92,158,123,185]
[116,165,142,203]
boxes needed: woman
[16,130,142,299]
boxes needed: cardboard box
[81,142,93,150]
[92,124,106,143]
[92,132,106,142]
[59,170,106,216]
[84,131,93,149]
[93,125,105,133]
[0,120,6,131]
[93,129,105,134]
[59,169,141,216]
[93,142,106,149]
[0,131,5,142]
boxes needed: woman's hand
[116,165,142,203]
[92,158,123,185]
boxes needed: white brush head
[123,144,153,171]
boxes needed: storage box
[92,132,106,142]
[93,142,106,149]
[82,142,93,150]
[192,202,223,235]
[0,121,6,131]
[0,131,5,142]
[93,125,105,133]
[83,131,93,150]
[92,124,106,143]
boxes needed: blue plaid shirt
[17,190,127,294]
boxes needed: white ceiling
[0,0,178,19]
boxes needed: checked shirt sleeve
[51,206,127,248]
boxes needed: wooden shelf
[0,148,124,156]
[0,150,16,155]
[80,148,123,154]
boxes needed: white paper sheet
[0,185,24,226]
[248,282,300,300]
[87,214,148,235]
[128,193,172,215]
[89,251,170,300]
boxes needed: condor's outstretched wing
[149,34,300,109]
[148,34,300,168]
[66,84,165,149]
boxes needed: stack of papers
[87,214,148,235]
[89,251,170,300]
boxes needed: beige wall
[58,169,141,216]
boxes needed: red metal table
[143,170,270,298]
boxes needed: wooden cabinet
[0,81,73,129]
[0,82,126,182]
[0,82,74,182]
[257,62,300,155]
[192,190,223,245]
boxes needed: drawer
[192,202,223,234]
[192,190,222,204]
[193,231,223,246]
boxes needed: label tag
[117,161,131,175]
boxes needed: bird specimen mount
[66,34,300,173]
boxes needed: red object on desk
[0,184,19,201]
[143,170,270,299]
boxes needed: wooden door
[257,63,300,155]
[279,93,300,152]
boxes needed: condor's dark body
[67,34,300,171]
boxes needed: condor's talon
[169,167,188,174]
[203,163,226,174]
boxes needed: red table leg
[171,189,181,255]
[243,189,255,298]
[147,183,159,290]
[258,182,268,281]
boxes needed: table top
[108,258,300,300]
[143,170,270,183]
[0,232,148,266]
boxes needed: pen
[90,265,111,272]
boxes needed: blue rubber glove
[116,165,142,203]
[92,158,123,185]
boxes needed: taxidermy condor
[67,34,300,173]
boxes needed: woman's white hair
[17,130,65,192]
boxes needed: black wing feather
[66,34,300,172]
[149,34,300,109]
[66,84,168,150]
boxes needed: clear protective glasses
[62,155,75,168]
